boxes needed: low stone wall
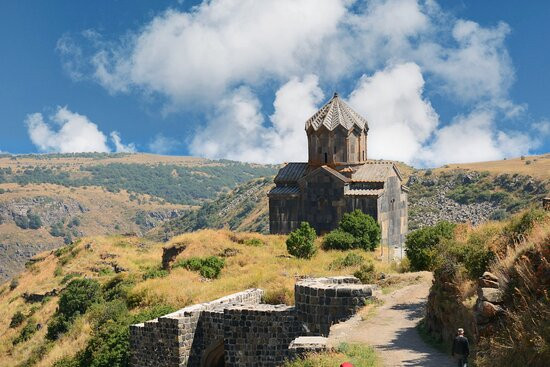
[224,304,303,366]
[295,276,373,336]
[130,276,374,367]
[130,288,263,367]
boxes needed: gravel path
[328,272,455,367]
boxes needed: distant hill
[0,152,548,282]
[150,154,549,237]
[0,153,277,281]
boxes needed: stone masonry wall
[224,304,303,366]
[295,276,373,336]
[130,277,374,367]
[130,289,263,367]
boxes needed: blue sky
[0,0,548,167]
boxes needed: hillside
[0,153,277,281]
[0,230,394,367]
[1,153,548,282]
[421,209,549,366]
[151,154,549,238]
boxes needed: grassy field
[433,153,550,180]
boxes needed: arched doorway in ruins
[201,339,225,367]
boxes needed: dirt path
[328,272,455,367]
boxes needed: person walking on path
[452,328,469,367]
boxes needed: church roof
[268,186,300,196]
[274,163,308,184]
[351,161,402,182]
[305,93,369,132]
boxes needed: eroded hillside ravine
[328,272,454,367]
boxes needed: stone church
[268,93,408,247]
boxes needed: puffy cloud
[86,0,346,102]
[190,75,323,163]
[58,0,546,165]
[110,131,136,153]
[416,20,513,103]
[25,107,135,153]
[148,133,181,155]
[418,109,534,165]
[348,63,439,162]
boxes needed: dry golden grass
[434,153,550,180]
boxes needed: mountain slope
[0,153,277,281]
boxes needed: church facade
[268,93,408,247]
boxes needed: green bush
[244,238,264,246]
[50,222,66,237]
[504,208,546,244]
[102,275,135,302]
[329,253,365,270]
[322,229,355,250]
[323,210,381,251]
[353,261,377,284]
[14,215,30,229]
[28,213,42,229]
[59,279,102,318]
[142,267,169,280]
[46,315,73,340]
[10,310,25,328]
[9,278,19,290]
[339,210,380,251]
[174,256,225,279]
[13,318,38,345]
[405,221,456,271]
[286,222,317,259]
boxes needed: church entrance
[201,340,225,367]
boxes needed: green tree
[323,210,381,251]
[286,222,317,259]
[28,213,42,229]
[405,221,456,271]
[338,210,381,251]
[322,229,355,250]
[58,279,102,318]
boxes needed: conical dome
[305,93,369,132]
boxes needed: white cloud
[148,133,181,155]
[110,131,136,153]
[348,63,439,163]
[25,107,135,153]
[59,0,546,165]
[418,110,533,166]
[88,0,346,102]
[190,75,323,163]
[533,120,550,136]
[416,20,513,103]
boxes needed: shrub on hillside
[28,213,42,229]
[14,215,29,229]
[286,222,317,259]
[503,208,546,244]
[353,261,377,284]
[9,310,25,328]
[174,256,225,279]
[59,279,102,318]
[405,221,456,271]
[323,229,355,250]
[47,278,103,340]
[329,253,365,270]
[323,210,381,251]
[13,318,38,345]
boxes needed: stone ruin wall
[130,277,374,367]
[130,289,264,367]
